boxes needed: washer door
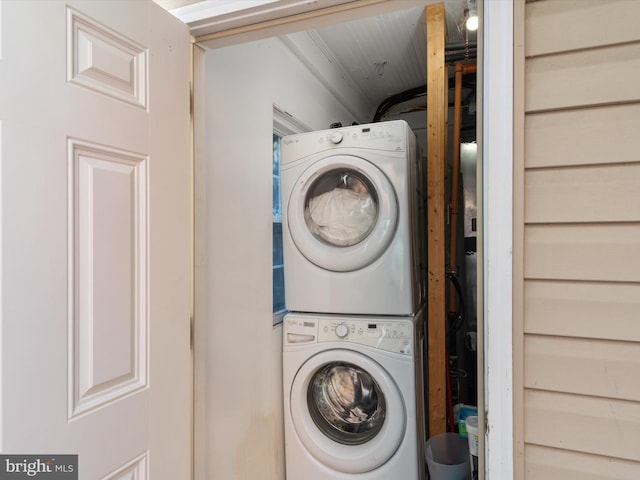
[287,155,398,272]
[290,349,406,474]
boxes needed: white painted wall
[202,37,357,480]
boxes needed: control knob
[329,131,343,144]
[335,324,349,338]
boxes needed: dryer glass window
[304,169,378,247]
[307,362,386,445]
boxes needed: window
[273,132,286,322]
[272,106,310,324]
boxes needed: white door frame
[480,0,514,478]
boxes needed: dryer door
[290,349,406,474]
[287,155,398,272]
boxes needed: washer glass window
[303,169,378,247]
[307,362,386,445]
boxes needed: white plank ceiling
[156,0,475,122]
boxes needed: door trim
[480,0,515,478]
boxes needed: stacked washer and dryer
[281,120,428,479]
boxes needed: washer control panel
[284,315,414,355]
[320,318,413,355]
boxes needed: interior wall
[202,36,358,480]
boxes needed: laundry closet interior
[188,1,481,478]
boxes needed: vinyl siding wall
[517,0,640,477]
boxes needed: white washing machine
[283,311,426,480]
[281,120,426,316]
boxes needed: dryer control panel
[281,120,409,163]
[284,314,413,355]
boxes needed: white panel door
[0,1,191,478]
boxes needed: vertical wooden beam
[426,2,447,437]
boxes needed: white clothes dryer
[281,120,426,316]
[283,311,426,480]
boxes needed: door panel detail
[2,1,190,475]
[67,7,148,109]
[68,138,148,419]
[102,452,148,480]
